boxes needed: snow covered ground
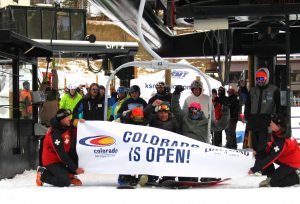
[1,170,299,204]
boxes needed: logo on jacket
[79,136,116,147]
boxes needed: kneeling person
[36,109,84,187]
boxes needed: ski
[161,178,231,189]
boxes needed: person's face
[156,85,165,94]
[69,89,76,96]
[60,115,71,127]
[218,89,225,97]
[192,88,202,97]
[212,92,217,99]
[130,91,139,99]
[158,111,169,122]
[118,92,126,100]
[270,121,280,132]
[90,86,99,97]
[256,75,267,87]
[99,88,105,97]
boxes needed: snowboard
[116,184,136,189]
[161,178,231,189]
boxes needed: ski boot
[69,174,82,186]
[36,166,46,186]
[117,175,137,189]
[259,177,271,187]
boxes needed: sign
[77,121,254,178]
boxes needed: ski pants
[42,162,71,187]
[269,164,299,187]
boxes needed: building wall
[0,0,30,7]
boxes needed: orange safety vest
[19,89,32,114]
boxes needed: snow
[1,170,299,204]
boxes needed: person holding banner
[248,113,300,187]
[172,85,230,182]
[143,99,180,184]
[117,107,150,187]
[36,109,84,187]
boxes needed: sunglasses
[256,77,266,82]
[157,104,170,112]
[57,109,72,118]
[92,88,99,91]
[155,85,164,88]
[189,107,199,113]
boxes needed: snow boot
[259,177,271,187]
[296,168,300,184]
[36,166,46,186]
[69,174,82,186]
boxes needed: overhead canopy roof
[33,39,139,58]
[0,30,52,60]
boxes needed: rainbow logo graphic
[79,136,116,147]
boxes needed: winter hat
[56,109,72,121]
[270,113,286,129]
[188,102,201,110]
[130,107,144,122]
[129,85,140,94]
[256,70,267,82]
[191,80,203,89]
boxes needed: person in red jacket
[36,109,84,187]
[248,113,300,187]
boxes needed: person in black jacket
[72,83,105,123]
[248,113,300,187]
[117,85,147,118]
[225,88,240,149]
[148,81,172,105]
[36,109,84,187]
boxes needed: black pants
[252,127,269,154]
[42,163,71,187]
[225,119,238,149]
[212,130,223,147]
[269,164,299,187]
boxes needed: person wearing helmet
[172,85,230,182]
[117,85,147,118]
[248,113,300,187]
[148,81,172,105]
[117,107,149,188]
[182,79,212,119]
[239,68,280,175]
[19,80,32,118]
[59,84,82,117]
[36,109,84,187]
[109,86,130,121]
[142,99,180,184]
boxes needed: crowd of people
[19,67,300,188]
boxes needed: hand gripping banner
[77,121,254,178]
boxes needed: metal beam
[176,3,300,18]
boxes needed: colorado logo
[79,136,115,147]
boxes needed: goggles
[132,115,144,123]
[256,77,266,82]
[56,109,72,120]
[155,84,164,88]
[157,104,170,112]
[189,107,200,113]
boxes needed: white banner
[77,121,254,178]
